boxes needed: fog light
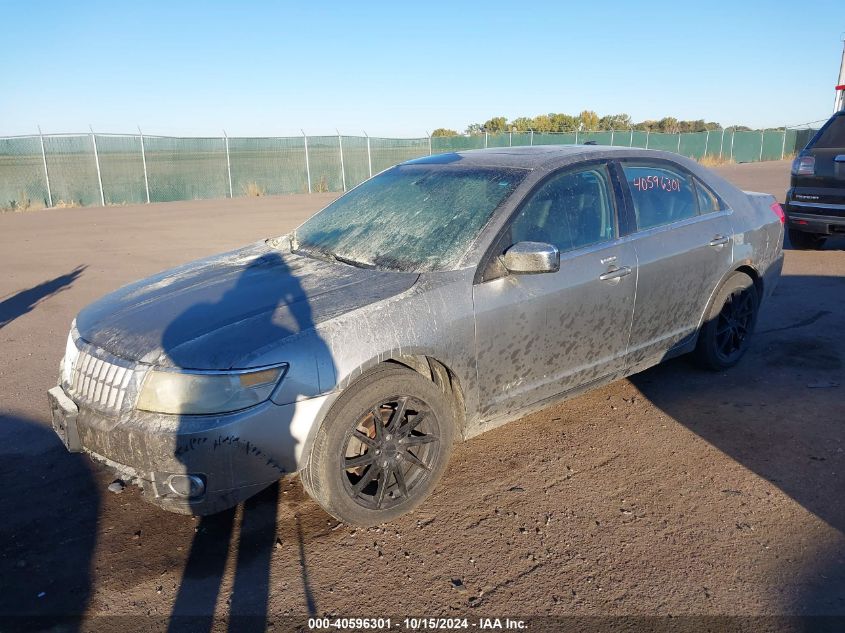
[167,474,206,499]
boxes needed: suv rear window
[811,115,845,149]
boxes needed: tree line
[432,111,764,137]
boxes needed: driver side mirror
[501,241,560,275]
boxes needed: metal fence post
[574,130,579,145]
[365,131,372,178]
[719,129,725,159]
[610,129,615,146]
[484,132,488,149]
[645,131,649,149]
[138,126,150,203]
[337,130,346,192]
[223,130,233,198]
[781,129,787,160]
[509,130,512,147]
[302,130,311,194]
[677,133,681,153]
[729,129,735,161]
[630,128,634,146]
[90,126,105,206]
[704,130,710,157]
[37,126,53,208]
[530,130,534,146]
[428,133,433,156]
[759,129,765,162]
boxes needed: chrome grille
[68,345,136,413]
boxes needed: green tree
[465,123,484,136]
[483,116,508,133]
[510,117,534,132]
[431,128,458,137]
[579,110,599,131]
[531,114,553,133]
[598,113,632,131]
[550,113,578,132]
[657,117,680,133]
[633,120,655,131]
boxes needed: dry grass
[2,192,46,213]
[53,199,81,209]
[698,155,736,167]
[312,175,329,193]
[241,181,266,197]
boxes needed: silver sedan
[48,146,785,525]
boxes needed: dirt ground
[0,160,843,632]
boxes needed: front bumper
[48,385,331,515]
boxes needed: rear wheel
[301,364,454,526]
[694,272,759,370]
[788,228,826,250]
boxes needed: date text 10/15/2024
[307,617,528,630]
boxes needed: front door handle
[709,234,730,247]
[599,265,632,282]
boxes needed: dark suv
[784,111,845,249]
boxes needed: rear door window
[622,163,698,230]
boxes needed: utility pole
[835,36,845,113]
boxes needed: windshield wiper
[333,253,376,269]
[290,244,335,263]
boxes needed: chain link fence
[0,127,818,210]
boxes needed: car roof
[403,144,670,170]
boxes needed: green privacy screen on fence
[0,128,818,209]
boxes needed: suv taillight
[770,202,786,224]
[791,156,815,176]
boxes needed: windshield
[293,164,528,272]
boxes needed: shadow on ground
[0,414,100,632]
[631,272,845,617]
[0,265,86,329]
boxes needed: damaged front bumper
[48,384,330,515]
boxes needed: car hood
[76,241,418,369]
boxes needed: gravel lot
[0,160,843,631]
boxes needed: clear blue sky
[2,0,843,137]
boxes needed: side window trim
[691,177,727,215]
[474,160,619,285]
[609,160,637,236]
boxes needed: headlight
[137,364,287,415]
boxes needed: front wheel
[301,364,455,526]
[694,272,760,371]
[788,228,826,250]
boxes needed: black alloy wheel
[693,271,759,371]
[714,287,756,362]
[341,396,439,510]
[301,364,454,526]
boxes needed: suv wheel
[301,364,455,526]
[788,229,826,250]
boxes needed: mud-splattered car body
[48,146,784,514]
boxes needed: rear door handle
[709,234,730,247]
[599,265,632,282]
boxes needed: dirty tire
[694,271,760,371]
[788,229,826,250]
[302,364,454,527]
